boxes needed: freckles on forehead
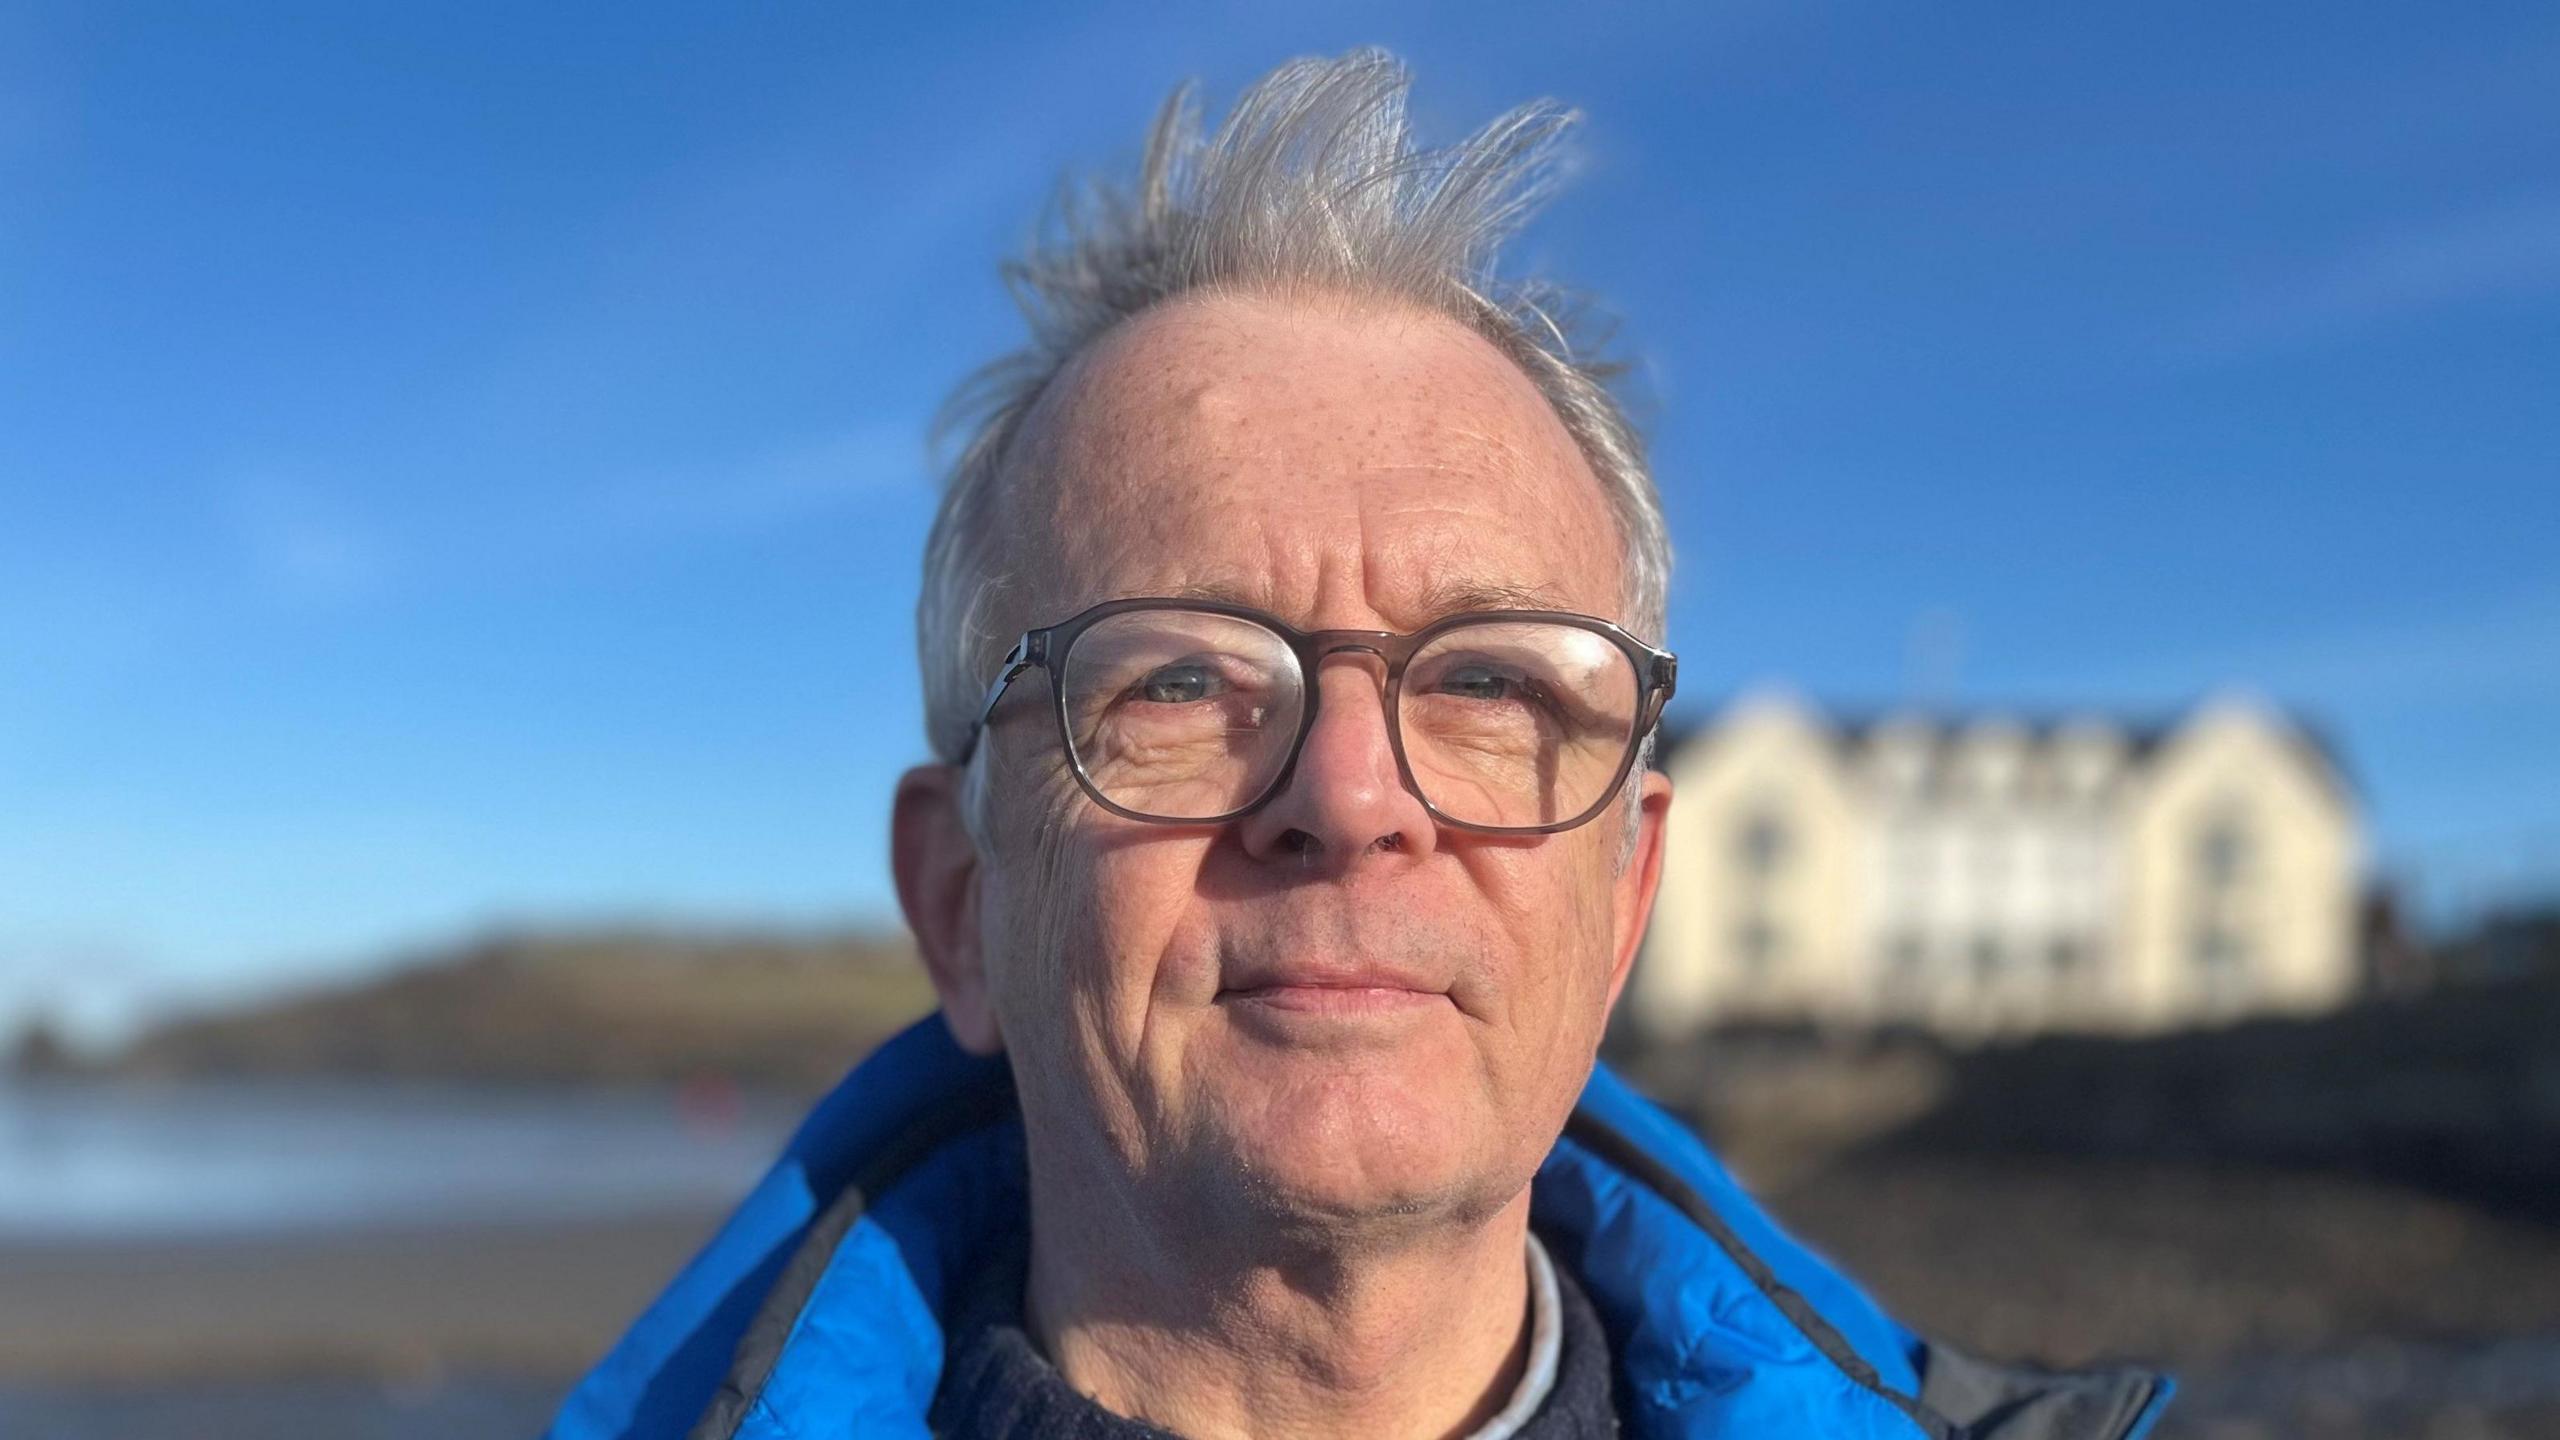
[1009,290,1625,622]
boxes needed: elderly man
[552,51,2170,1440]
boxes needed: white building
[1632,690,2362,1040]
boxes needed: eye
[1138,662,1229,704]
[1435,663,1525,703]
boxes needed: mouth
[1217,981,1451,1016]
[1214,954,1457,1022]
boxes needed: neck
[1023,1173,1535,1440]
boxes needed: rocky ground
[1616,999,2560,1439]
[1769,1156,2560,1438]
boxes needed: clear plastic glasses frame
[954,596,1678,835]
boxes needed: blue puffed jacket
[546,1016,2172,1440]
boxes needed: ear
[1602,769,1674,1021]
[892,763,1004,1056]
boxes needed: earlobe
[891,764,1005,1056]
[1602,771,1674,1019]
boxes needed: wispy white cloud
[2171,195,2560,360]
[229,474,393,605]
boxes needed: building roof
[1651,693,2357,801]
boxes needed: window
[1734,811,1789,878]
[2196,813,2251,890]
[2190,805,2255,1008]
[1734,916,1783,979]
[1880,933,1928,1008]
[2191,922,2252,968]
[1970,934,2005,987]
[2193,925,2252,1005]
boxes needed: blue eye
[1437,664,1521,702]
[1139,664,1228,704]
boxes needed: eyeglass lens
[1058,609,1642,829]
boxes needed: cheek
[983,803,1220,1062]
[1487,841,1618,975]
[1083,839,1226,1005]
[1477,845,1622,1065]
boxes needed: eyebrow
[1151,576,1579,623]
[1410,577,1577,615]
[1157,579,1273,608]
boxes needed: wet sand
[0,1210,720,1388]
[0,1375,571,1440]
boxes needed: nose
[1235,650,1438,874]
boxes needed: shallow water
[0,1078,803,1239]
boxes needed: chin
[1194,1064,1515,1236]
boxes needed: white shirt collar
[1464,1230,1563,1440]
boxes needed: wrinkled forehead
[999,290,1627,632]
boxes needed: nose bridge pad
[1289,646,1407,799]
[1307,645,1394,729]
[1311,638,1390,691]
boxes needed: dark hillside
[84,928,938,1090]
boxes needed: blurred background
[4,2,2555,1436]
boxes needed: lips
[1215,959,1452,1016]
[1219,982,1448,1015]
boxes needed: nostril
[1281,829,1320,856]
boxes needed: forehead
[1004,289,1627,630]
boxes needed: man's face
[939,290,1670,1238]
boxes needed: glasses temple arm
[1643,651,1679,729]
[954,633,1046,765]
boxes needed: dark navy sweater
[928,1229,1620,1439]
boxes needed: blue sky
[4,2,2555,1039]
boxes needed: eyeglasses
[956,597,1677,835]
